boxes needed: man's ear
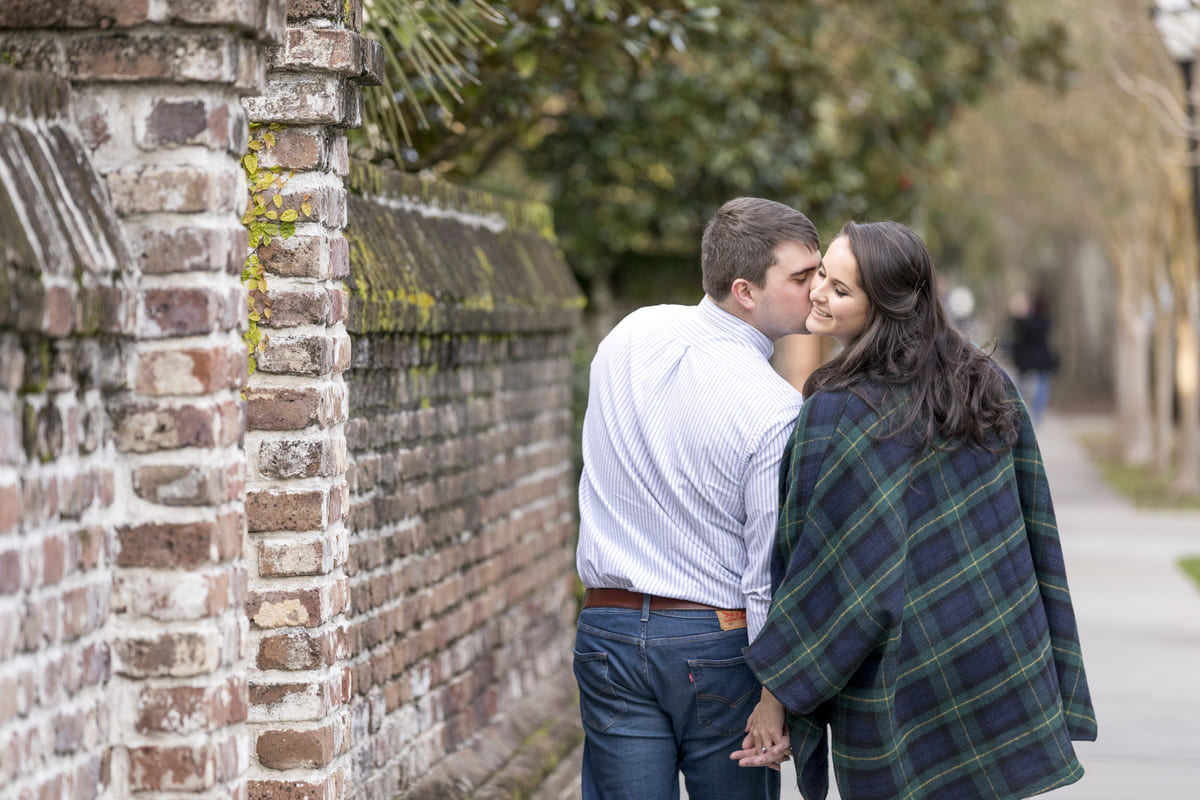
[730,278,756,311]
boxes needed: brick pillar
[82,6,284,799]
[0,2,286,797]
[240,1,381,796]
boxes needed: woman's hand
[731,688,791,769]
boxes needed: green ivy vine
[240,122,312,374]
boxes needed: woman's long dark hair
[803,221,1019,450]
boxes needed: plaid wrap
[745,377,1097,800]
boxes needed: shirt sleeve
[745,391,903,713]
[741,411,798,640]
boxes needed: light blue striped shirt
[577,297,805,638]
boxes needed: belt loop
[640,593,651,622]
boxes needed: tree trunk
[1171,187,1200,495]
[1173,301,1199,494]
[1111,232,1154,466]
[1152,278,1173,475]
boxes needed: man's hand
[731,688,791,769]
[730,731,792,770]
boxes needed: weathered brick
[22,399,64,463]
[76,525,106,571]
[0,547,19,595]
[0,0,150,28]
[246,488,326,532]
[136,675,247,734]
[113,400,234,453]
[243,74,358,127]
[114,629,220,677]
[0,482,18,534]
[163,0,272,31]
[129,743,219,791]
[114,566,238,621]
[262,286,330,328]
[66,32,242,84]
[61,582,108,640]
[253,333,335,376]
[41,533,66,585]
[258,437,344,479]
[130,224,245,275]
[19,472,59,529]
[138,286,239,338]
[44,282,76,337]
[274,28,382,84]
[248,777,338,800]
[132,460,243,506]
[256,720,338,769]
[117,511,241,567]
[138,96,246,153]
[135,344,246,395]
[256,532,337,577]
[277,180,345,228]
[106,163,242,215]
[256,127,326,170]
[249,675,339,722]
[288,0,361,26]
[256,628,338,671]
[248,578,347,629]
[245,386,320,431]
[257,233,332,279]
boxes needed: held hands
[730,688,792,770]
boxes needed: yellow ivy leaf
[266,210,278,220]
[301,202,313,217]
[272,194,283,208]
[247,139,263,151]
[280,209,298,222]
[263,132,276,147]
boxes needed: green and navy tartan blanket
[746,377,1097,800]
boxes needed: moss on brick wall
[344,161,585,335]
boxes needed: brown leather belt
[583,587,738,612]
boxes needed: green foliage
[1181,556,1200,595]
[240,123,313,374]
[359,0,1069,313]
[361,0,505,158]
[358,1,713,171]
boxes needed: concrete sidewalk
[1031,413,1200,798]
[768,412,1200,799]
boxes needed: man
[574,197,820,800]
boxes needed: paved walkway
[761,413,1200,799]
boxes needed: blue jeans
[573,602,780,800]
[1019,369,1052,423]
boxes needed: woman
[743,222,1097,799]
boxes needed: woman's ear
[730,278,756,311]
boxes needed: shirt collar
[698,296,774,359]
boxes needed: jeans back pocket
[688,655,759,736]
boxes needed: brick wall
[0,2,284,797]
[341,165,584,798]
[0,1,585,798]
[239,1,382,797]
[0,62,127,800]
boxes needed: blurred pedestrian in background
[1010,290,1058,423]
